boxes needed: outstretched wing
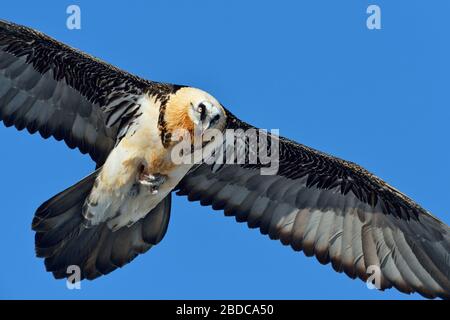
[0,20,163,165]
[177,111,450,299]
[0,20,179,280]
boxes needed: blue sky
[1,0,449,299]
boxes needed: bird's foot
[138,173,167,194]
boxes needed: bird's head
[163,87,226,141]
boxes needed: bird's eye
[198,103,206,121]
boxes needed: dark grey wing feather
[0,20,154,165]
[0,20,179,279]
[176,111,450,299]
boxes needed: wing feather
[0,20,176,165]
[176,111,450,299]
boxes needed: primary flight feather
[0,20,449,299]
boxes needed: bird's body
[0,19,449,299]
[84,88,223,230]
[84,93,186,230]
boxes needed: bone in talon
[139,178,152,185]
[139,174,159,185]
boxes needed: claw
[138,173,167,194]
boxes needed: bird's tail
[31,170,171,280]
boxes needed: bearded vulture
[0,20,449,299]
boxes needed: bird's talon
[138,173,167,194]
[139,180,151,186]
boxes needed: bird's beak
[207,105,225,130]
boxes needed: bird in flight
[0,20,449,299]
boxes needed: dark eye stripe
[210,114,220,126]
[198,103,206,121]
